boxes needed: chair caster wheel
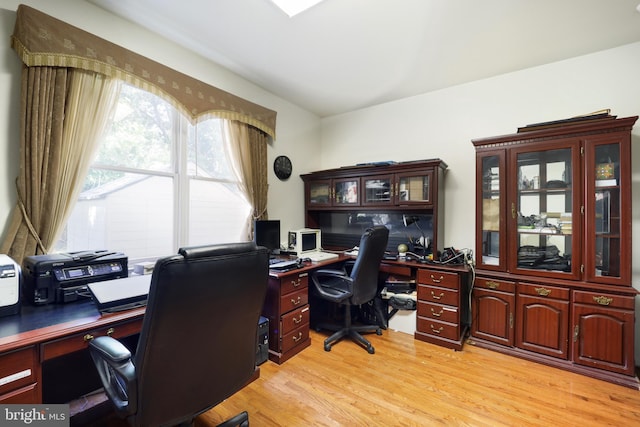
[367,346,375,354]
[376,328,382,336]
[324,343,332,352]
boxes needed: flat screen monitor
[254,220,281,253]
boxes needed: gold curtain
[224,121,269,240]
[0,67,120,261]
[11,5,276,138]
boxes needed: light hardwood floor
[196,329,640,427]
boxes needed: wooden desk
[264,254,471,362]
[0,299,145,404]
[264,254,347,364]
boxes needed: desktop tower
[256,316,269,365]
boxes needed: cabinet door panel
[509,141,581,280]
[471,288,514,346]
[583,132,632,285]
[572,304,634,375]
[516,294,569,359]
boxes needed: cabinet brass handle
[487,280,499,289]
[293,315,303,324]
[430,274,443,283]
[291,296,302,305]
[83,334,94,342]
[431,291,444,300]
[106,328,115,336]
[430,308,443,317]
[535,287,551,297]
[291,279,301,287]
[593,296,613,306]
[292,332,303,342]
[511,202,516,219]
[430,325,444,334]
[573,325,579,342]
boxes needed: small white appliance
[0,254,21,317]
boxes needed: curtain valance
[11,5,277,138]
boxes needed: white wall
[0,0,321,248]
[320,41,640,359]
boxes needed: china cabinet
[471,115,639,388]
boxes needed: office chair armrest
[310,268,353,303]
[89,336,137,416]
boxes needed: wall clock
[274,155,292,180]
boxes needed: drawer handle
[291,296,302,305]
[535,287,551,297]
[593,296,613,306]
[430,308,443,317]
[83,334,94,342]
[291,279,301,287]
[430,274,443,284]
[293,315,303,324]
[292,332,303,342]
[487,280,499,289]
[431,291,444,300]
[430,325,444,334]
[106,328,115,336]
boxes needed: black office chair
[310,225,389,354]
[88,242,269,427]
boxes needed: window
[54,84,252,262]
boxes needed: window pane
[96,84,172,172]
[187,119,234,179]
[189,179,251,245]
[56,173,174,259]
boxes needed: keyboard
[306,251,339,262]
[269,260,299,270]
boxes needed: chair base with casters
[315,303,382,353]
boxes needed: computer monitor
[254,220,281,254]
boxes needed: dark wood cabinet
[415,265,469,350]
[301,159,447,256]
[471,277,515,347]
[471,115,639,388]
[515,282,569,359]
[263,270,311,364]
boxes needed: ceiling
[89,0,640,117]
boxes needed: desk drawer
[0,346,38,398]
[417,269,459,290]
[281,273,308,295]
[0,383,39,403]
[416,317,460,341]
[417,284,458,307]
[417,300,459,324]
[281,306,310,335]
[281,324,309,354]
[41,319,143,361]
[280,288,308,314]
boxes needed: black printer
[23,250,128,305]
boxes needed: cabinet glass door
[308,180,331,206]
[477,152,504,269]
[333,178,359,206]
[513,146,579,278]
[363,175,393,206]
[397,171,432,205]
[584,139,629,284]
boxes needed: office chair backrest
[132,242,268,427]
[349,226,389,305]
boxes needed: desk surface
[0,297,145,353]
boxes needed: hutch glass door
[478,153,504,269]
[512,146,579,278]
